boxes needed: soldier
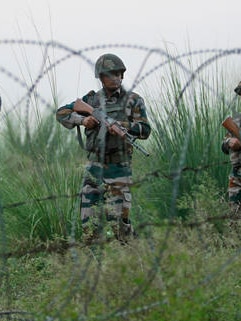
[222,82,241,213]
[56,53,151,243]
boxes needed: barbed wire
[1,40,241,321]
[1,160,229,210]
[0,40,235,121]
[0,210,239,260]
[0,310,34,320]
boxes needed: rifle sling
[76,125,84,149]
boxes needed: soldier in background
[222,82,241,213]
[56,53,151,244]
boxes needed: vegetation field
[1,43,241,320]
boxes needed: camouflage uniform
[56,54,151,242]
[222,82,241,210]
[222,113,241,207]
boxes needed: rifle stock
[74,99,126,137]
[74,99,150,156]
[222,116,241,140]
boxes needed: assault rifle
[74,99,150,157]
[222,116,241,141]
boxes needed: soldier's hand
[108,125,117,135]
[82,116,99,129]
[228,137,241,151]
[108,121,123,135]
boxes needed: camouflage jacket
[56,87,151,162]
[222,113,241,169]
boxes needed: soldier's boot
[228,202,241,235]
[81,225,98,245]
[108,220,119,241]
[120,218,138,239]
[229,202,241,218]
[81,217,102,245]
[111,219,138,243]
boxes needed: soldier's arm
[56,101,85,129]
[222,134,241,154]
[127,94,151,139]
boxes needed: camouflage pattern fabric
[222,113,241,205]
[56,86,151,242]
[94,53,126,78]
[80,161,133,243]
[81,161,132,222]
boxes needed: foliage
[1,50,241,320]
[176,172,228,228]
[1,227,241,321]
[0,110,85,243]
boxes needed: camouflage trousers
[228,174,241,217]
[80,161,134,242]
[228,174,241,204]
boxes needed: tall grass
[131,60,235,228]
[1,108,86,245]
[1,46,241,320]
[0,56,236,242]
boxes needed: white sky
[1,0,239,49]
[0,0,241,111]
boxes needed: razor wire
[1,159,230,210]
[0,40,234,122]
[1,40,241,321]
[0,39,239,235]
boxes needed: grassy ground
[1,221,241,321]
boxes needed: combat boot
[81,217,102,245]
[112,218,138,243]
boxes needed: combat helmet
[95,53,126,78]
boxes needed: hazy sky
[1,0,239,50]
[0,0,240,108]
